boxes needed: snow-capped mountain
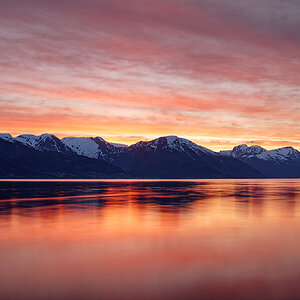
[130,136,216,157]
[0,133,128,162]
[220,144,267,158]
[257,147,300,161]
[61,137,105,159]
[15,134,73,153]
[220,144,300,177]
[0,135,125,178]
[61,136,127,161]
[1,133,299,178]
[220,144,300,161]
[109,136,262,178]
[0,133,13,142]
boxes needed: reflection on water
[0,179,300,300]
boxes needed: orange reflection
[0,179,300,300]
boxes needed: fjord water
[0,180,300,300]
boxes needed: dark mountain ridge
[1,133,299,178]
[220,144,300,178]
[107,136,262,178]
[0,137,125,179]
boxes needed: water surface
[0,179,300,300]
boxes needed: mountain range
[0,133,299,179]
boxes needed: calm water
[0,179,300,300]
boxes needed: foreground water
[0,179,300,300]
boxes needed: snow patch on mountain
[15,134,40,148]
[131,136,216,156]
[61,137,101,158]
[232,144,267,158]
[0,133,13,142]
[162,136,216,155]
[220,144,299,161]
[257,147,300,161]
[14,134,72,153]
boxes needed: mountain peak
[0,133,13,142]
[220,143,299,161]
[61,137,101,158]
[234,144,248,150]
[92,136,105,143]
[14,133,71,153]
[15,134,40,147]
[257,146,300,161]
[228,144,267,158]
[61,136,126,159]
[40,133,56,139]
[154,136,190,147]
[131,135,215,156]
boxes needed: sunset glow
[0,0,299,150]
[1,180,300,299]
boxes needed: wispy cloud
[0,0,299,149]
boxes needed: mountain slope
[15,134,74,153]
[220,144,300,177]
[108,136,263,179]
[61,136,126,161]
[2,133,300,178]
[220,144,267,158]
[0,138,125,179]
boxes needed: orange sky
[0,0,299,151]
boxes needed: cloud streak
[0,0,299,149]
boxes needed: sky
[0,0,299,150]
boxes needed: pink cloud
[0,0,299,148]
